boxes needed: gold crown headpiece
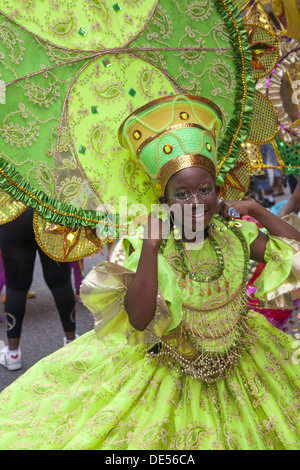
[118,94,223,195]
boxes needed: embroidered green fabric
[0,0,255,230]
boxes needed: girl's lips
[190,210,207,220]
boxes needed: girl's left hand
[217,199,254,220]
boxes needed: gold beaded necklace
[174,232,224,283]
[159,215,249,296]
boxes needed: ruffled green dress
[0,217,299,450]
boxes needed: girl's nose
[190,193,203,204]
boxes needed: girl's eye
[171,185,213,199]
[176,191,190,200]
[199,186,212,194]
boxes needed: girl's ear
[215,184,220,195]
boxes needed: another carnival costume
[0,0,299,451]
[242,0,300,176]
[240,1,300,330]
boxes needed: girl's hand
[217,199,255,220]
[143,212,170,249]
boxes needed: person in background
[71,260,85,303]
[253,143,284,208]
[0,209,77,371]
[277,176,300,217]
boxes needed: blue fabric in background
[269,200,300,217]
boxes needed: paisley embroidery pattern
[0,323,298,450]
[0,1,278,259]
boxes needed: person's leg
[288,174,298,193]
[1,213,36,350]
[256,144,276,206]
[0,211,36,369]
[267,143,284,196]
[71,260,84,301]
[254,171,275,206]
[38,248,76,342]
[0,251,5,295]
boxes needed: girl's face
[160,167,220,234]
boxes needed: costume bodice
[147,215,253,382]
[161,215,249,305]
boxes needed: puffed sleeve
[234,216,300,309]
[254,234,300,309]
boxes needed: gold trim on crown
[156,154,216,195]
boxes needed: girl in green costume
[0,95,299,450]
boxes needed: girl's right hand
[143,212,170,249]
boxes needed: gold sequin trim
[217,0,248,175]
[156,154,216,195]
[0,167,118,226]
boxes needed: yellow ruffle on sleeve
[254,235,300,309]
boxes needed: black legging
[0,210,75,339]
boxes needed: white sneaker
[0,346,22,371]
[63,334,79,347]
